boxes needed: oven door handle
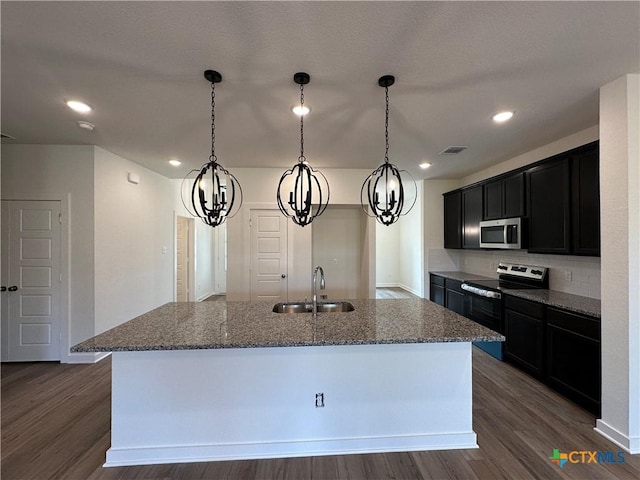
[461,283,502,299]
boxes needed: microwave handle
[504,225,508,245]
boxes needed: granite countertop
[430,271,495,282]
[71,299,505,352]
[430,270,601,318]
[502,289,601,318]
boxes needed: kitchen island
[73,299,504,467]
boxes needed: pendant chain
[210,82,216,162]
[299,83,305,161]
[384,85,390,163]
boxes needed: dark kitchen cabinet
[546,307,601,415]
[571,145,600,256]
[443,191,462,249]
[429,274,445,306]
[483,172,525,220]
[445,279,465,315]
[462,186,483,249]
[504,295,545,379]
[527,157,571,254]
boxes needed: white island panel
[106,342,476,466]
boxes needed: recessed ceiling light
[493,111,514,123]
[419,162,432,169]
[77,121,95,131]
[66,100,92,113]
[292,105,310,116]
[169,159,181,166]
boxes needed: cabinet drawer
[430,274,445,287]
[445,278,463,293]
[546,307,600,340]
[504,295,545,319]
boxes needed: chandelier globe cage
[361,74,416,226]
[181,70,243,228]
[276,72,330,227]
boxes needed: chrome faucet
[312,266,326,315]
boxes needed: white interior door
[250,210,288,302]
[1,200,62,361]
[176,216,191,302]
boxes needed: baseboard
[196,291,216,302]
[595,419,640,454]
[64,351,111,364]
[398,283,422,297]
[376,283,422,297]
[104,432,477,467]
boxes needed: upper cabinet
[483,172,525,220]
[527,157,571,253]
[527,142,600,255]
[570,145,600,256]
[462,186,483,249]
[443,191,462,249]
[443,141,599,256]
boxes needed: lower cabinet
[445,279,465,315]
[503,294,601,415]
[504,296,545,379]
[429,274,445,306]
[546,307,601,414]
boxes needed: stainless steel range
[460,263,548,360]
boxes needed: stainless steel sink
[272,301,355,313]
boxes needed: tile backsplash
[427,249,601,299]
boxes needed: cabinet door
[546,307,601,415]
[445,279,465,315]
[483,180,503,220]
[443,191,462,249]
[527,158,570,253]
[503,172,525,218]
[504,308,545,378]
[571,145,600,256]
[462,186,483,249]
[429,274,445,306]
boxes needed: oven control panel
[497,263,547,281]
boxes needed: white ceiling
[2,1,639,180]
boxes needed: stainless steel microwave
[479,217,523,249]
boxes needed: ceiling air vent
[1,132,16,139]
[439,146,468,155]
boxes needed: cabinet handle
[281,274,286,279]
[8,286,18,292]
[0,286,6,292]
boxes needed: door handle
[0,286,6,292]
[281,274,286,279]
[8,286,18,292]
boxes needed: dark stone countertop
[71,298,505,352]
[429,270,601,318]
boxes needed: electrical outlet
[315,392,325,408]
[565,270,573,281]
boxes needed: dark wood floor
[2,349,638,480]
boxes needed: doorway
[249,209,288,302]
[175,216,194,302]
[1,200,62,361]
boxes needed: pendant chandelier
[361,75,416,226]
[182,70,242,227]
[276,72,330,227]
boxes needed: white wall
[455,125,601,298]
[376,221,400,286]
[313,206,366,299]
[226,168,376,301]
[93,148,174,334]
[173,179,219,300]
[1,145,96,349]
[399,181,423,297]
[423,179,462,297]
[597,74,640,454]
